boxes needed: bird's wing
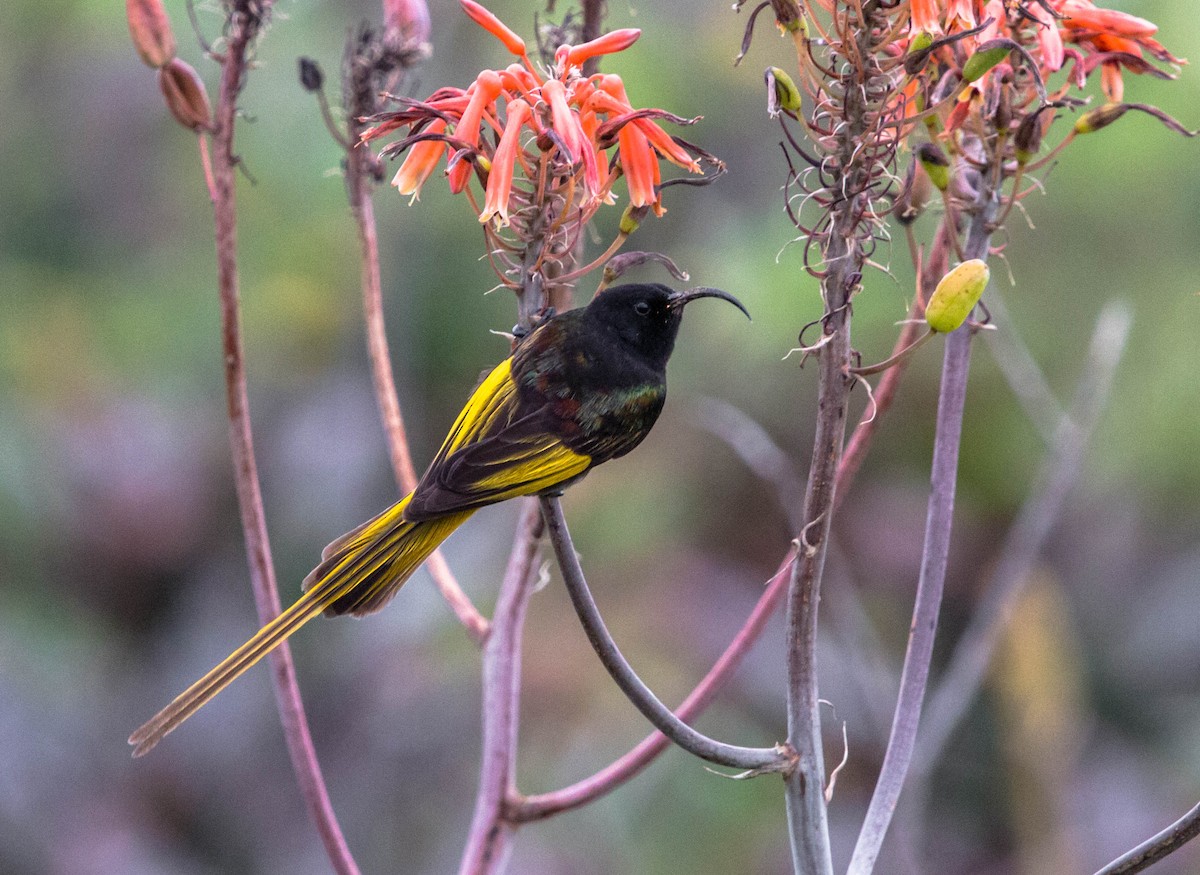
[405,357,591,520]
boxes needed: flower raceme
[903,0,1183,103]
[362,0,708,229]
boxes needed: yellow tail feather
[129,497,473,756]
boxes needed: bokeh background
[2,1,1199,873]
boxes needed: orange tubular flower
[911,0,940,33]
[459,0,527,57]
[392,119,448,200]
[363,0,709,254]
[448,70,503,193]
[542,78,582,163]
[479,98,531,227]
[617,122,659,211]
[564,28,641,68]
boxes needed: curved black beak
[667,287,751,321]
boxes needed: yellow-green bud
[1074,103,1129,135]
[926,259,989,333]
[917,142,951,191]
[619,203,649,235]
[961,39,1012,84]
[910,31,934,53]
[766,67,802,117]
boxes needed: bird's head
[584,283,750,368]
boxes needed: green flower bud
[765,67,802,117]
[619,203,649,235]
[910,31,934,53]
[961,39,1012,84]
[917,142,951,191]
[1074,103,1129,135]
[926,259,989,333]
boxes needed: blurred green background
[1,1,1198,873]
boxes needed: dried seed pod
[126,0,176,69]
[926,259,989,333]
[158,58,211,132]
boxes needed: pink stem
[209,8,359,873]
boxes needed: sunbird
[130,282,749,755]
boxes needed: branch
[1093,800,1200,875]
[914,299,1132,770]
[458,500,543,875]
[510,547,797,820]
[539,496,789,773]
[847,191,998,875]
[208,8,358,873]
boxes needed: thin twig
[1093,800,1200,875]
[208,8,358,873]
[846,191,998,875]
[914,299,1132,769]
[540,496,789,773]
[458,501,543,875]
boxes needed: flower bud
[766,67,802,118]
[298,57,323,92]
[1074,102,1129,135]
[619,203,650,235]
[126,0,176,69]
[961,39,1012,83]
[1014,111,1044,163]
[916,142,951,191]
[459,0,526,56]
[769,0,804,34]
[895,157,931,226]
[926,259,989,333]
[158,58,211,132]
[383,0,432,51]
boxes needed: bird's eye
[634,301,651,316]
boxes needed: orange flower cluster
[362,0,707,230]
[907,0,1184,103]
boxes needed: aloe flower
[362,0,713,233]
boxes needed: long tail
[129,496,473,756]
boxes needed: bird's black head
[583,283,750,372]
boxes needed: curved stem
[540,496,788,773]
[1092,800,1200,875]
[847,190,998,875]
[850,328,934,377]
[209,9,358,874]
[511,547,798,820]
